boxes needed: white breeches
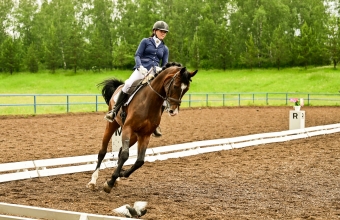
[122,69,166,107]
[122,69,144,93]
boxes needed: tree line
[0,0,339,74]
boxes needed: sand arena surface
[0,107,339,219]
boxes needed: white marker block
[112,128,137,153]
[289,110,305,130]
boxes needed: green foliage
[213,22,233,70]
[270,24,291,70]
[44,24,62,73]
[190,30,200,69]
[25,43,39,73]
[240,34,259,69]
[64,22,84,73]
[0,0,339,72]
[296,22,314,68]
[326,15,340,69]
[112,40,135,69]
[1,36,22,74]
[88,28,107,71]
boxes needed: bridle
[147,71,185,108]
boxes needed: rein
[147,71,183,107]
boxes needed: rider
[104,20,169,137]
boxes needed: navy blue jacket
[133,37,169,71]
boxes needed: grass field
[1,66,340,115]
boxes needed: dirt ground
[0,106,339,219]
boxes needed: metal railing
[1,92,339,115]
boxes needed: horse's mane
[157,62,192,84]
[161,62,183,71]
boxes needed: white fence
[1,92,340,115]
[1,123,340,220]
[1,123,340,184]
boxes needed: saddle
[126,79,146,96]
[119,67,159,124]
[119,79,147,124]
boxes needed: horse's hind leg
[120,135,150,178]
[87,121,120,190]
[103,128,137,193]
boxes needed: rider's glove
[155,66,163,73]
[146,74,155,81]
[138,66,148,75]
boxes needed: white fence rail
[1,123,340,184]
[1,92,340,115]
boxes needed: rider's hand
[138,66,148,75]
[147,74,155,81]
[155,66,163,73]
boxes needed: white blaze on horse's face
[168,83,187,116]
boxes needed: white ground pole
[0,202,134,220]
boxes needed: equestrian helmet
[153,21,169,32]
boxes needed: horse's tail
[97,78,124,105]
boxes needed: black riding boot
[153,106,166,137]
[104,91,128,122]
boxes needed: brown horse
[87,62,198,193]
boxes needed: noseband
[147,71,184,107]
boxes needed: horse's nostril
[169,110,173,114]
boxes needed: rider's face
[155,29,168,40]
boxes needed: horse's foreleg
[121,149,146,178]
[121,136,149,178]
[116,134,136,167]
[103,139,130,193]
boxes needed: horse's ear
[190,70,198,78]
[180,67,187,74]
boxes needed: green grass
[1,66,340,115]
[0,69,131,94]
[1,66,340,94]
[189,67,340,93]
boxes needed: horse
[87,62,198,193]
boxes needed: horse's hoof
[103,181,112,193]
[87,182,96,191]
[103,181,117,193]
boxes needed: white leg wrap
[87,169,99,188]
